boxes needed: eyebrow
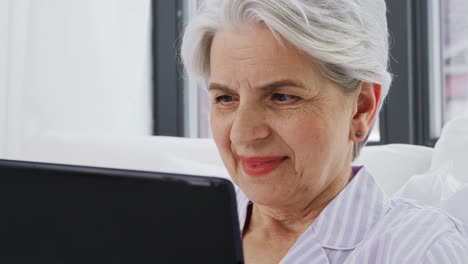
[208,79,305,92]
[208,83,232,93]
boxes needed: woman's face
[209,24,359,208]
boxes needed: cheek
[211,112,243,185]
[210,112,235,163]
[287,112,351,173]
[278,114,334,166]
[210,112,228,147]
[280,110,324,141]
[290,123,327,157]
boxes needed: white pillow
[393,116,468,226]
[431,116,468,183]
[354,144,433,195]
[393,162,452,207]
[393,161,468,226]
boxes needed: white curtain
[0,0,11,157]
[0,0,152,158]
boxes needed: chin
[238,182,285,206]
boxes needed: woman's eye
[215,95,232,102]
[271,93,299,103]
[214,95,236,106]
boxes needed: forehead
[209,24,322,87]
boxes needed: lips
[239,156,287,176]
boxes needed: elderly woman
[181,0,468,263]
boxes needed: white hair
[181,0,392,159]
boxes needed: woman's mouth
[239,156,287,176]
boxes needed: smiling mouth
[239,156,287,176]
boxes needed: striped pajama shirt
[236,167,468,263]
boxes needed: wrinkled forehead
[209,25,323,89]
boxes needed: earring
[355,131,363,138]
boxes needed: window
[443,0,468,126]
[426,0,468,140]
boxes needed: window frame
[379,0,440,147]
[152,0,185,136]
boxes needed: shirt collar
[236,166,390,250]
[236,186,251,233]
[311,166,390,249]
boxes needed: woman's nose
[229,105,270,146]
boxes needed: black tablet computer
[0,159,244,264]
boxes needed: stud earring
[356,131,363,138]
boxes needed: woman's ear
[350,83,382,142]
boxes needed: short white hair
[181,0,392,158]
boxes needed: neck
[245,166,353,237]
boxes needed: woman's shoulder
[359,197,468,262]
[419,230,468,263]
[386,197,466,236]
[361,166,466,241]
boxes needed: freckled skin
[208,24,380,264]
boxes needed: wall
[0,0,152,158]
